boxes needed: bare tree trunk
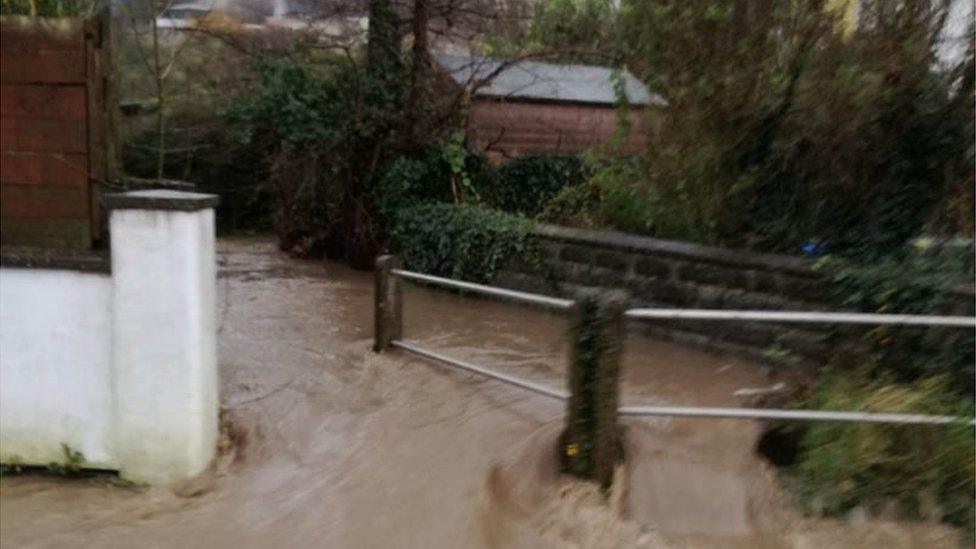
[366,0,399,70]
[340,0,401,269]
[150,0,165,181]
[404,0,431,137]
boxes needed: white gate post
[106,190,219,483]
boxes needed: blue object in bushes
[801,239,828,256]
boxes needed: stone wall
[495,224,973,365]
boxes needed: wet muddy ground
[0,238,961,548]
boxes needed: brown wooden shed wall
[467,99,650,161]
[0,15,109,249]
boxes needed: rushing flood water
[0,238,960,548]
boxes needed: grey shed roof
[435,53,665,107]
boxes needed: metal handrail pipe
[617,405,976,426]
[625,308,976,328]
[391,339,569,402]
[390,269,574,311]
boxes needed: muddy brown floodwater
[0,238,961,548]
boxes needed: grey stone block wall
[494,224,974,365]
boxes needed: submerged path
[0,238,959,548]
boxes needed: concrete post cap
[104,190,219,211]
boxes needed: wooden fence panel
[0,14,110,249]
[468,100,649,159]
[0,116,88,153]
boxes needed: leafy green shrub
[222,57,364,148]
[222,55,401,254]
[374,149,455,218]
[791,371,974,535]
[744,40,974,258]
[374,144,496,223]
[587,156,661,235]
[482,155,591,216]
[599,0,974,258]
[539,182,603,228]
[818,246,975,388]
[538,155,661,234]
[389,202,535,283]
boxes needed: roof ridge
[434,53,666,107]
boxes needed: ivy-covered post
[374,255,402,352]
[560,290,628,489]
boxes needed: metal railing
[626,308,976,327]
[623,308,976,426]
[375,258,976,428]
[390,340,569,401]
[616,405,975,425]
[374,256,572,401]
[391,269,574,311]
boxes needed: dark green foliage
[528,0,617,63]
[539,181,603,228]
[376,150,586,220]
[0,457,25,476]
[375,150,455,218]
[0,0,99,16]
[540,1,974,261]
[791,371,974,537]
[817,246,975,389]
[374,145,496,221]
[483,0,617,64]
[221,57,363,148]
[46,443,85,476]
[366,0,402,79]
[388,202,534,283]
[744,41,974,258]
[482,155,592,216]
[125,55,357,237]
[788,246,976,537]
[222,54,408,257]
[122,125,273,233]
[537,155,659,232]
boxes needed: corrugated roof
[435,53,665,107]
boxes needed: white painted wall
[0,268,115,468]
[0,191,219,483]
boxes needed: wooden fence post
[560,290,628,489]
[374,255,402,352]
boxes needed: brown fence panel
[0,116,88,153]
[0,14,111,249]
[468,100,649,159]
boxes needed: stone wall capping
[533,224,816,277]
[0,246,110,274]
[104,189,219,212]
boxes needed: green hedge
[817,248,975,389]
[482,155,591,216]
[389,202,534,283]
[374,146,496,221]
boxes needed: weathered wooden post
[374,255,402,352]
[560,290,628,489]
